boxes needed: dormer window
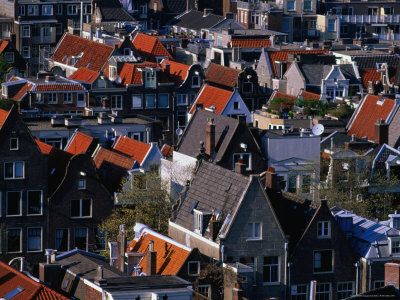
[194,209,203,233]
[188,261,200,276]
[109,66,117,80]
[124,48,130,56]
[192,76,200,88]
[392,240,400,254]
[10,138,18,150]
[78,178,86,189]
[2,85,7,97]
[145,70,156,88]
[317,221,330,238]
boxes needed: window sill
[4,177,25,180]
[70,216,92,219]
[189,274,199,277]
[7,251,22,254]
[6,214,22,217]
[246,238,262,242]
[27,250,43,253]
[317,236,330,239]
[131,107,143,109]
[27,213,43,216]
[262,282,280,286]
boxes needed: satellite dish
[176,128,183,136]
[312,124,324,136]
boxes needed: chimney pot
[206,118,216,157]
[375,119,389,145]
[235,159,246,174]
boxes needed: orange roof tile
[36,139,54,155]
[93,147,135,170]
[69,68,100,84]
[118,62,158,85]
[65,131,94,155]
[161,59,190,85]
[0,39,9,54]
[161,144,173,157]
[348,94,396,141]
[299,90,321,101]
[127,233,190,275]
[132,33,173,60]
[0,261,69,300]
[12,82,34,101]
[360,68,382,89]
[53,33,114,72]
[33,83,85,92]
[189,84,233,115]
[231,38,271,48]
[268,49,329,77]
[205,63,240,89]
[0,108,8,128]
[113,136,151,164]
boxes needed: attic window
[2,286,24,299]
[188,261,200,276]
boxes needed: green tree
[0,98,15,111]
[0,54,11,83]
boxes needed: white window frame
[71,198,92,218]
[145,70,156,88]
[27,190,43,216]
[27,5,38,16]
[328,19,336,32]
[7,228,22,253]
[391,238,400,254]
[74,227,88,251]
[10,137,18,151]
[317,221,331,238]
[18,5,25,16]
[303,0,312,11]
[197,285,211,298]
[6,191,22,216]
[55,228,70,252]
[48,93,57,104]
[316,283,331,300]
[287,0,295,11]
[263,256,279,284]
[67,4,78,15]
[4,161,25,179]
[233,153,252,171]
[192,76,200,88]
[337,282,354,299]
[27,227,42,252]
[78,178,86,190]
[22,25,30,38]
[57,4,62,15]
[63,92,72,103]
[111,95,123,110]
[177,94,188,106]
[187,261,200,276]
[247,222,262,241]
[42,5,53,16]
[313,249,334,273]
[291,284,308,299]
[132,94,143,109]
[22,46,30,59]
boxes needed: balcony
[340,14,400,24]
[373,33,400,40]
[237,1,283,11]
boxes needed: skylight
[2,286,24,299]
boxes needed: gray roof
[98,0,135,22]
[162,0,187,13]
[172,10,225,31]
[298,63,359,85]
[210,19,245,30]
[174,160,250,236]
[352,55,400,69]
[176,110,239,163]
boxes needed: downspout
[284,242,288,299]
[80,1,84,37]
[368,259,372,291]
[354,261,360,294]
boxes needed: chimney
[117,224,126,272]
[204,8,213,17]
[209,213,221,241]
[102,96,109,108]
[39,249,61,288]
[232,283,243,300]
[225,12,234,19]
[375,119,389,145]
[206,118,215,157]
[95,265,107,286]
[385,260,400,288]
[235,158,246,174]
[265,167,278,190]
[147,240,157,275]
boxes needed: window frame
[10,137,18,151]
[313,249,334,273]
[317,221,331,239]
[328,19,336,32]
[247,222,262,241]
[263,256,279,284]
[27,5,38,16]
[132,94,143,109]
[27,227,42,252]
[192,76,200,88]
[22,25,30,38]
[337,281,354,299]
[48,93,57,104]
[42,5,53,16]
[74,227,88,251]
[187,261,200,276]
[70,198,92,218]
[27,190,43,216]
[67,4,78,15]
[22,46,30,59]
[4,161,25,180]
[197,285,211,298]
[78,178,86,190]
[145,94,156,109]
[63,92,72,103]
[6,191,22,217]
[7,228,22,253]
[55,228,69,252]
[287,0,295,11]
[158,93,169,108]
[111,95,123,110]
[391,238,400,254]
[177,94,188,106]
[232,153,252,171]
[18,5,25,16]
[291,284,308,299]
[316,282,331,300]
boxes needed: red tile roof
[360,68,381,89]
[52,33,114,72]
[205,63,240,89]
[161,60,190,85]
[93,146,135,170]
[189,84,233,115]
[161,144,173,157]
[231,38,271,48]
[0,39,9,54]
[0,261,69,300]
[65,131,94,155]
[268,49,329,77]
[132,33,173,60]
[348,94,396,141]
[33,83,85,92]
[69,68,100,84]
[127,233,190,275]
[0,108,8,128]
[113,136,151,164]
[36,139,54,155]
[12,82,34,101]
[118,62,158,85]
[299,90,321,101]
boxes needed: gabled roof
[132,33,173,60]
[171,10,225,31]
[205,63,240,89]
[118,62,158,85]
[231,38,271,48]
[0,260,69,300]
[0,39,9,54]
[347,94,398,141]
[360,68,381,89]
[52,33,114,72]
[160,59,190,86]
[69,67,100,84]
[268,49,329,77]
[93,146,135,170]
[35,139,54,154]
[189,84,233,115]
[96,0,135,22]
[65,130,95,155]
[127,225,191,276]
[113,136,151,165]
[0,108,9,128]
[353,55,400,69]
[298,90,321,101]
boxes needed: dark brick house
[0,39,27,76]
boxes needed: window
[242,82,253,93]
[313,250,333,273]
[247,222,261,240]
[74,228,87,250]
[3,287,24,299]
[55,229,69,252]
[304,0,311,10]
[5,52,14,63]
[192,76,200,87]
[234,101,239,110]
[177,94,188,106]
[328,19,336,32]
[71,199,91,218]
[233,153,252,170]
[188,261,200,276]
[177,111,186,129]
[48,93,57,104]
[392,240,400,253]
[302,174,311,193]
[374,281,385,289]
[340,24,348,35]
[67,4,78,15]
[124,48,130,55]
[36,93,43,104]
[56,24,62,35]
[94,228,105,251]
[317,221,330,238]
[27,5,38,16]
[18,5,25,16]
[158,94,169,108]
[384,7,394,15]
[316,283,331,300]
[251,12,259,25]
[132,94,142,108]
[287,0,295,11]
[83,4,91,14]
[291,284,308,300]
[27,191,42,215]
[27,227,42,252]
[145,94,156,108]
[22,25,30,38]
[368,7,378,15]
[63,93,72,103]
[145,71,156,88]
[263,256,279,283]
[282,19,290,32]
[2,85,7,97]
[78,178,86,190]
[111,95,122,110]
[337,282,353,299]
[4,162,24,179]
[140,4,147,15]
[7,228,21,252]
[10,138,18,150]
[198,285,211,297]
[194,210,203,233]
[57,4,62,14]
[109,66,117,80]
[42,5,53,15]
[22,46,30,58]
[7,191,21,216]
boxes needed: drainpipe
[284,242,288,299]
[368,259,372,291]
[354,261,360,294]
[80,1,84,37]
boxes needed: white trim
[168,220,219,248]
[27,226,43,252]
[187,260,200,276]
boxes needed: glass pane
[28,228,41,251]
[7,192,20,215]
[146,95,156,108]
[56,229,68,251]
[28,191,41,214]
[71,200,80,217]
[158,94,168,107]
[15,162,23,178]
[5,163,13,178]
[81,199,91,216]
[8,229,21,252]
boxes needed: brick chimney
[375,119,389,145]
[385,260,400,288]
[147,240,157,275]
[235,158,246,174]
[265,167,277,190]
[209,212,221,241]
[39,249,61,288]
[117,224,126,272]
[206,118,215,157]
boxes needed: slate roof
[96,0,135,22]
[65,130,95,155]
[231,37,271,48]
[352,55,400,69]
[347,94,397,141]
[189,84,233,115]
[162,0,187,13]
[174,160,250,234]
[171,10,225,31]
[205,63,240,89]
[0,260,69,300]
[69,68,100,84]
[52,33,114,72]
[113,136,151,164]
[297,63,358,85]
[176,110,239,163]
[347,285,400,299]
[132,33,173,60]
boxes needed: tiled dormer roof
[161,59,190,86]
[93,146,135,170]
[113,136,151,165]
[132,33,173,60]
[231,38,271,48]
[69,68,100,84]
[12,82,34,101]
[205,63,240,89]
[298,90,321,101]
[52,33,114,72]
[118,62,158,85]
[347,94,397,141]
[33,83,85,92]
[65,131,95,155]
[189,84,233,115]
[360,68,381,89]
[268,49,329,77]
[0,39,9,54]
